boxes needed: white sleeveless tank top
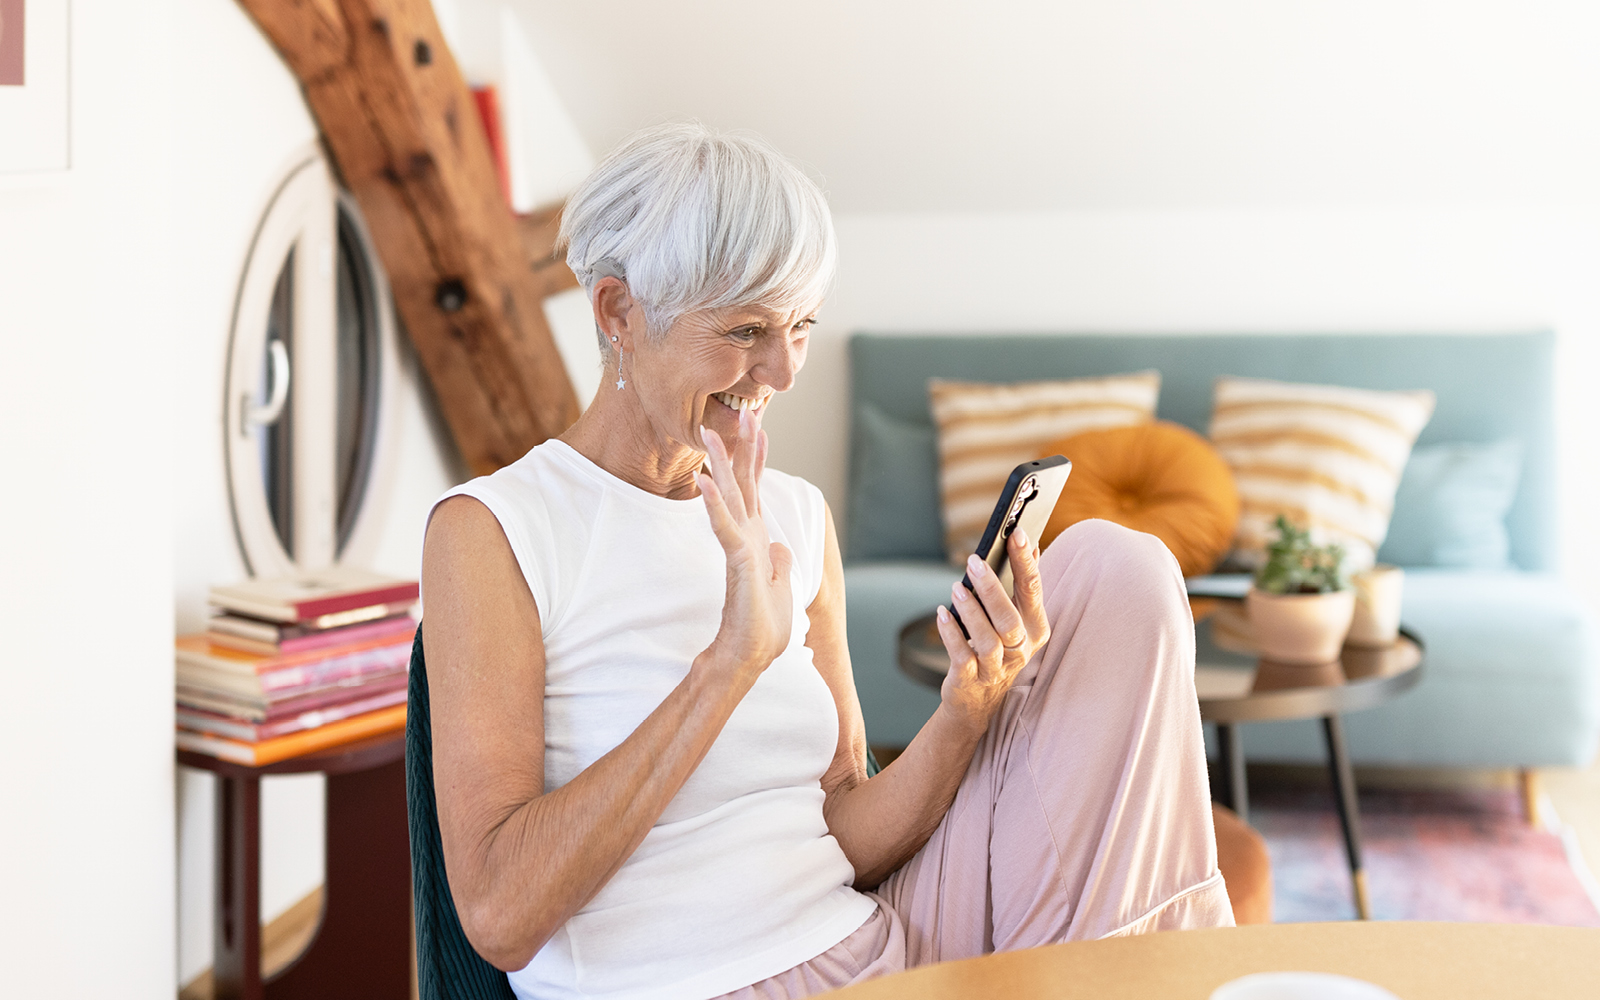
[432,439,874,1000]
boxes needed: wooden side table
[178,729,410,1000]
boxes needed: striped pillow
[929,372,1161,563]
[1210,376,1436,570]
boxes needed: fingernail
[1013,528,1029,549]
[936,605,950,623]
[951,583,966,602]
[967,554,984,574]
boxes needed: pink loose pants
[719,519,1234,999]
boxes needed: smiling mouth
[713,390,769,415]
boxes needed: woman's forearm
[821,703,988,888]
[453,651,749,970]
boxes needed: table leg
[1216,723,1249,824]
[264,757,411,999]
[213,774,263,1000]
[1322,714,1370,920]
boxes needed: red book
[208,614,417,656]
[208,568,420,625]
[177,684,409,742]
[471,84,512,206]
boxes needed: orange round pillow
[1039,421,1240,577]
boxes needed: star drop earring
[612,335,625,390]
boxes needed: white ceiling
[507,0,1600,213]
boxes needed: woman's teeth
[714,391,765,414]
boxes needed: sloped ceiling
[508,0,1600,213]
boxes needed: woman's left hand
[935,528,1052,731]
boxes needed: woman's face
[630,301,818,452]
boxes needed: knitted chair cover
[406,627,883,998]
[407,630,517,1000]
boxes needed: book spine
[292,583,421,622]
[178,685,409,741]
[174,730,257,765]
[471,84,512,206]
[204,633,280,657]
[257,643,413,692]
[176,628,415,675]
[277,617,416,655]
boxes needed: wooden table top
[821,922,1600,1000]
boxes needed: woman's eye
[793,318,816,333]
[729,327,759,342]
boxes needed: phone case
[957,455,1073,623]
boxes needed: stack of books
[175,567,420,765]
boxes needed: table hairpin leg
[1322,713,1371,920]
[1216,723,1249,824]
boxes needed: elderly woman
[422,123,1231,1000]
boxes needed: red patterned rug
[1252,784,1600,925]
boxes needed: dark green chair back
[407,629,517,1000]
[406,626,882,997]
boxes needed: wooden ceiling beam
[237,0,581,476]
[516,203,582,299]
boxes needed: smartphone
[954,456,1072,635]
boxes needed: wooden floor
[1544,753,1600,896]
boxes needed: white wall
[0,2,177,996]
[512,0,1600,213]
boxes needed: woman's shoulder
[427,440,602,630]
[430,440,607,552]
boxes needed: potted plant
[1246,515,1356,665]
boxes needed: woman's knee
[1039,518,1185,605]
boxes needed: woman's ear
[592,276,639,352]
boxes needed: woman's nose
[753,338,801,393]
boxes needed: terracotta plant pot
[1245,588,1356,665]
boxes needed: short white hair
[559,122,836,345]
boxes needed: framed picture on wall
[0,0,70,173]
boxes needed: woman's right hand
[696,408,795,695]
[934,528,1052,732]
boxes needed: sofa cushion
[845,404,944,561]
[1040,421,1239,577]
[928,372,1160,563]
[1209,376,1435,571]
[1378,440,1522,570]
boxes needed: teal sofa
[842,332,1600,769]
